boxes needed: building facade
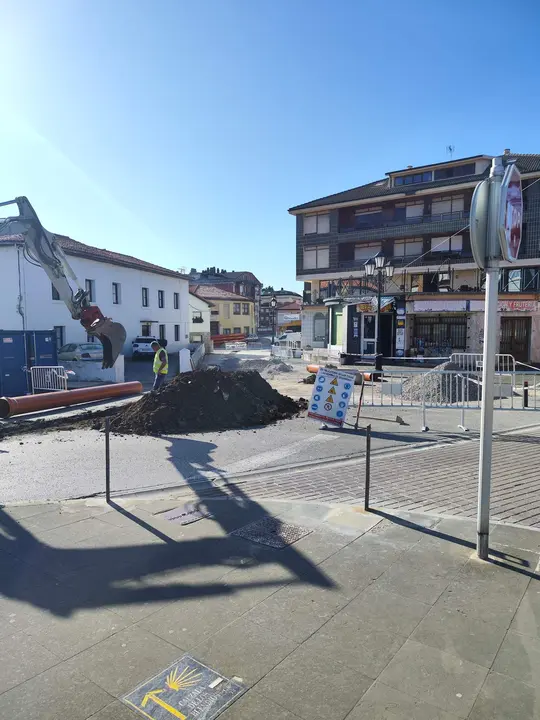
[260,288,302,330]
[0,234,190,357]
[188,291,213,348]
[189,284,256,336]
[289,151,540,363]
[189,267,262,328]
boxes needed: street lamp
[364,251,394,359]
[270,295,277,345]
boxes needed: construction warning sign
[307,367,356,427]
[123,654,244,720]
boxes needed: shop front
[406,299,468,358]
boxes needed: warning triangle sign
[330,378,338,386]
[326,396,334,404]
[329,387,336,395]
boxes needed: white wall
[0,244,190,356]
[189,293,211,335]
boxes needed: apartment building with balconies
[289,151,540,362]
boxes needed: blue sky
[1,0,539,292]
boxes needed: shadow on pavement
[371,509,540,579]
[0,436,334,619]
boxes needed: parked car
[132,336,167,358]
[246,334,259,342]
[58,342,104,361]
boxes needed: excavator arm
[0,197,126,368]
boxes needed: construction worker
[151,341,168,391]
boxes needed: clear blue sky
[1,0,539,292]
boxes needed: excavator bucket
[94,320,127,368]
[79,306,127,368]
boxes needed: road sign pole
[477,157,503,560]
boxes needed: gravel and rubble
[401,361,481,404]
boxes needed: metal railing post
[421,372,428,431]
[105,417,111,503]
[364,424,371,511]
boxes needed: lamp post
[270,295,277,346]
[364,251,394,358]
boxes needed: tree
[262,285,274,293]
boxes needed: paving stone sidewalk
[199,425,540,527]
[1,493,540,719]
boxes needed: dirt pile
[108,368,306,436]
[401,361,481,404]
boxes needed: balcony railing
[337,211,470,242]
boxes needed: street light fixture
[364,251,394,360]
[270,295,277,346]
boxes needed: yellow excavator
[0,196,126,368]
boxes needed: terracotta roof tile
[0,233,188,280]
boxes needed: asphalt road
[1,399,539,503]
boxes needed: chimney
[504,148,511,155]
[407,165,413,169]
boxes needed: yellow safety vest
[153,347,168,375]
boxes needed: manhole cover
[231,517,312,548]
[158,503,212,525]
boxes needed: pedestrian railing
[31,365,69,393]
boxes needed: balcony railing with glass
[338,211,470,242]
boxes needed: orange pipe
[306,365,371,382]
[0,381,143,419]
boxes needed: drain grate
[231,517,312,548]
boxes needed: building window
[158,290,164,308]
[112,282,121,304]
[394,238,423,257]
[85,279,95,302]
[244,326,250,335]
[192,311,203,322]
[87,334,95,343]
[394,171,433,186]
[174,324,180,341]
[500,268,523,293]
[303,213,330,235]
[223,328,231,335]
[303,246,329,270]
[159,324,166,340]
[173,292,179,309]
[234,327,241,334]
[434,163,475,181]
[52,284,60,300]
[354,242,381,261]
[431,195,464,218]
[141,323,152,336]
[430,235,463,253]
[53,326,65,348]
[242,303,249,315]
[223,303,230,319]
[142,287,149,307]
[233,303,241,315]
[355,207,382,229]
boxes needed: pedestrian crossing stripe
[329,387,336,395]
[326,396,334,403]
[330,378,338,386]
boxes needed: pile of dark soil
[109,368,307,436]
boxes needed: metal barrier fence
[357,367,540,431]
[271,343,302,359]
[31,366,69,393]
[224,342,248,351]
[450,352,516,372]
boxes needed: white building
[189,291,212,347]
[0,234,190,356]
